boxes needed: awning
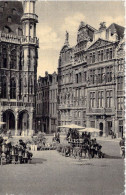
[58,124,85,129]
[79,128,100,133]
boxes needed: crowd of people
[119,137,125,158]
[0,137,33,165]
[65,129,104,159]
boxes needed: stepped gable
[0,1,23,34]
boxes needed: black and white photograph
[0,0,125,195]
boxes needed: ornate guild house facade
[0,1,39,136]
[58,22,125,137]
[36,72,58,133]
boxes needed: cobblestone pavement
[0,140,124,195]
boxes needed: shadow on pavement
[30,158,47,164]
[104,154,122,159]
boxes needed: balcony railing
[87,108,114,114]
[0,31,21,44]
[21,13,38,22]
[1,101,34,107]
[0,32,39,47]
[21,36,39,46]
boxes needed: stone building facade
[0,1,39,136]
[36,72,58,133]
[58,22,125,137]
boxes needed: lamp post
[38,120,40,132]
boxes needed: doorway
[99,122,103,136]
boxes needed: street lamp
[38,120,40,132]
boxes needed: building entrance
[99,122,103,136]
[108,121,112,136]
[3,110,15,135]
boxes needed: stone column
[115,118,119,138]
[0,111,3,122]
[15,111,18,136]
[103,118,107,137]
[29,110,33,135]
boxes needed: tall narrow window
[98,91,103,108]
[117,97,124,110]
[76,74,78,83]
[98,51,101,62]
[106,49,109,60]
[29,76,33,94]
[101,50,103,61]
[0,76,7,98]
[90,69,95,84]
[10,49,16,69]
[109,48,113,59]
[19,78,22,99]
[92,52,95,63]
[89,53,92,64]
[90,92,95,108]
[2,47,7,68]
[10,78,16,99]
[106,91,112,108]
[106,66,112,82]
[98,68,104,83]
[117,77,123,90]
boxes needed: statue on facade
[99,22,106,30]
[64,31,69,46]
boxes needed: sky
[36,1,125,77]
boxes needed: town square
[0,1,125,195]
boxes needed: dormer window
[4,26,11,33]
[12,8,16,15]
[0,7,4,12]
[7,16,12,23]
[4,2,8,8]
[18,28,22,36]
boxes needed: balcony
[87,108,114,115]
[21,36,39,47]
[0,31,21,44]
[21,13,38,22]
[58,104,73,109]
[1,101,34,108]
[117,110,124,117]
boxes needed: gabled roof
[60,44,71,53]
[87,38,115,51]
[107,23,124,40]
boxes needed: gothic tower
[21,0,39,133]
[0,1,38,136]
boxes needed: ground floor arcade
[0,107,34,136]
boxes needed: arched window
[18,28,22,36]
[2,47,7,68]
[4,26,11,33]
[12,8,16,15]
[10,49,16,69]
[0,76,7,98]
[10,78,16,99]
[7,16,12,23]
[19,78,22,99]
[29,76,33,94]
